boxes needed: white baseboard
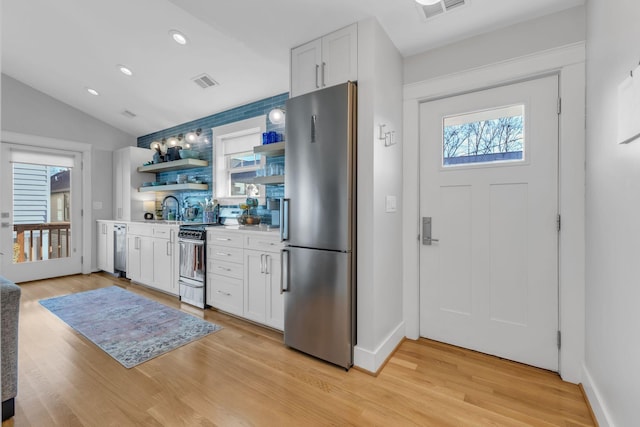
[582,365,615,427]
[354,321,405,373]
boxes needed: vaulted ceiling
[1,0,584,136]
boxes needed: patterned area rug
[40,286,221,368]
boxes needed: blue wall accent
[136,93,288,223]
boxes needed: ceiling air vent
[121,110,137,118]
[192,73,219,89]
[420,0,468,20]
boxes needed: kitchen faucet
[161,195,180,220]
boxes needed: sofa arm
[1,277,21,407]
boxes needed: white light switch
[385,195,397,213]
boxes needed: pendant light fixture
[415,0,440,5]
[268,107,286,125]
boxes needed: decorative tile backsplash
[137,93,288,223]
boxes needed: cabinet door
[243,249,266,324]
[139,236,154,285]
[105,224,114,273]
[126,235,141,281]
[97,222,107,271]
[98,222,115,274]
[321,24,357,89]
[153,238,174,294]
[265,252,284,331]
[290,38,322,97]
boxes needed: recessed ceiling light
[169,29,188,45]
[118,65,133,76]
[416,0,440,5]
[86,88,99,96]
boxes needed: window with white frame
[213,116,266,204]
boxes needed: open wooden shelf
[137,158,208,173]
[252,175,285,185]
[254,142,285,157]
[139,183,208,192]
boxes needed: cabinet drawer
[207,275,243,316]
[244,234,283,253]
[208,259,243,280]
[152,226,174,239]
[127,223,153,237]
[207,230,243,248]
[207,245,244,264]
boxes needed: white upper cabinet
[291,38,322,97]
[113,147,154,221]
[290,24,357,97]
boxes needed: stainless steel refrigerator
[281,81,356,369]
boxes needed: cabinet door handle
[321,62,326,87]
[216,252,230,257]
[265,255,270,275]
[216,290,231,297]
[167,241,171,256]
[217,266,231,272]
[135,237,140,250]
[216,237,231,241]
[315,64,320,88]
[260,254,265,274]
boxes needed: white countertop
[208,224,281,234]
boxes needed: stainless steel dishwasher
[114,223,127,276]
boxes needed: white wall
[583,1,640,425]
[403,8,586,383]
[354,18,405,372]
[1,74,135,271]
[404,6,586,84]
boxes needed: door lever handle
[422,217,439,245]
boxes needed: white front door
[0,143,83,282]
[419,75,559,371]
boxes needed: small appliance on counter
[217,207,243,225]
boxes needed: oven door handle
[179,239,205,245]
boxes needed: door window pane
[12,163,72,263]
[443,104,524,167]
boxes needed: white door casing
[419,75,559,371]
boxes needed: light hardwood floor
[3,273,595,426]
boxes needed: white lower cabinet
[96,221,115,274]
[126,223,178,296]
[207,228,283,331]
[244,249,283,330]
[207,229,245,316]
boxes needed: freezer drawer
[282,246,354,369]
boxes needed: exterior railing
[13,222,71,263]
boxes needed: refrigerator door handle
[311,115,317,143]
[280,198,290,241]
[280,249,289,294]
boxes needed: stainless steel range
[178,225,207,308]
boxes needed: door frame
[402,42,586,383]
[0,131,93,279]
